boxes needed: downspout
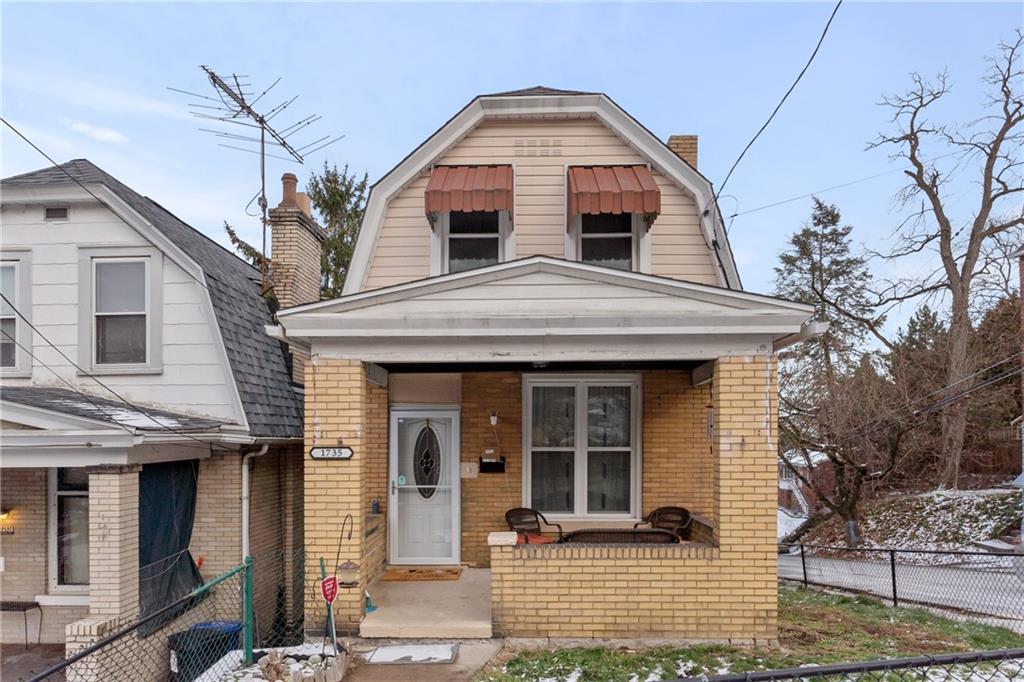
[241,444,270,561]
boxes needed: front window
[526,376,639,517]
[51,468,90,589]
[580,213,633,271]
[94,259,148,365]
[447,211,501,274]
[0,263,16,367]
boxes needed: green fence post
[319,557,336,648]
[243,555,255,666]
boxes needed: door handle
[391,480,397,495]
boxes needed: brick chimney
[269,172,324,384]
[667,135,698,169]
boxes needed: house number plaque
[309,446,354,460]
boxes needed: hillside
[802,488,1021,552]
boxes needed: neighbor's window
[580,213,634,271]
[447,211,501,274]
[51,468,90,588]
[94,259,148,365]
[526,376,639,517]
[0,263,16,367]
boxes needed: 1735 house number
[309,446,354,460]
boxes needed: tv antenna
[169,65,342,290]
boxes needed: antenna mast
[170,66,342,291]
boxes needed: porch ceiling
[277,257,816,363]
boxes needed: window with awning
[424,165,514,217]
[567,165,661,220]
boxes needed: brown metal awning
[424,165,514,218]
[567,165,661,221]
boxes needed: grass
[476,586,1024,682]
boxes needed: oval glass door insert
[413,425,441,499]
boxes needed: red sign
[320,576,338,605]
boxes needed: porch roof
[274,257,817,364]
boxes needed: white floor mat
[362,643,459,664]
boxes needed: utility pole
[170,66,341,291]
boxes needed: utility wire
[0,293,231,449]
[712,0,843,206]
[1,117,211,292]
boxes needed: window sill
[77,365,163,377]
[1,368,32,379]
[35,594,89,607]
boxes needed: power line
[0,117,211,292]
[0,293,232,449]
[712,0,843,206]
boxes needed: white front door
[388,409,461,565]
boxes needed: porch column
[304,358,388,634]
[85,463,141,620]
[712,356,778,632]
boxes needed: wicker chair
[505,507,564,540]
[634,506,693,540]
[561,528,678,544]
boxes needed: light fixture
[0,508,10,521]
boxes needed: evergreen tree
[307,162,369,299]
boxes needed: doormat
[362,643,459,665]
[381,566,463,581]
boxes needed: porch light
[0,508,10,521]
[337,560,359,588]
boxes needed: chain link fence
[778,543,1024,629]
[30,562,252,682]
[674,648,1024,681]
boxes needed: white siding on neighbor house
[0,201,243,423]
[364,118,718,291]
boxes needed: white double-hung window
[49,468,90,591]
[433,210,514,275]
[78,247,163,374]
[524,374,641,518]
[0,263,18,368]
[1,251,32,376]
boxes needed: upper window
[1,263,17,367]
[524,375,640,518]
[49,468,90,591]
[580,213,634,271]
[1,251,32,377]
[449,211,501,274]
[78,247,163,374]
[94,259,148,365]
[433,210,514,275]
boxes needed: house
[270,87,819,642]
[778,450,833,517]
[0,161,310,657]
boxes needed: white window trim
[566,214,651,273]
[47,468,90,595]
[522,373,642,520]
[77,246,163,375]
[0,250,32,378]
[430,210,514,276]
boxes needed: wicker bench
[559,528,679,544]
[0,600,42,648]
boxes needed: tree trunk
[841,509,860,546]
[940,290,972,488]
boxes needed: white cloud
[68,121,128,144]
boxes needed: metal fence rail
[29,560,253,682]
[675,647,1024,681]
[778,543,1024,627]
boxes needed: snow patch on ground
[778,508,808,540]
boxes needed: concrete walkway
[0,644,66,682]
[345,640,501,682]
[360,568,492,639]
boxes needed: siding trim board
[344,92,740,295]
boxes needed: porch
[279,258,815,640]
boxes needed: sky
[2,1,1022,327]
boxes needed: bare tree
[868,31,1024,488]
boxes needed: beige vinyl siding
[363,118,718,290]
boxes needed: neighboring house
[778,450,833,517]
[0,161,309,654]
[270,87,819,642]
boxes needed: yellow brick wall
[190,453,243,578]
[460,372,523,566]
[490,356,778,641]
[361,380,389,585]
[642,370,715,518]
[0,468,89,643]
[270,205,322,385]
[303,358,376,632]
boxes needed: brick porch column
[85,463,141,621]
[304,358,376,634]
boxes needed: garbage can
[169,620,242,682]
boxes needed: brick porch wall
[489,356,778,640]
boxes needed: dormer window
[425,165,515,276]
[580,213,634,271]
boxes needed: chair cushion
[517,532,557,545]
